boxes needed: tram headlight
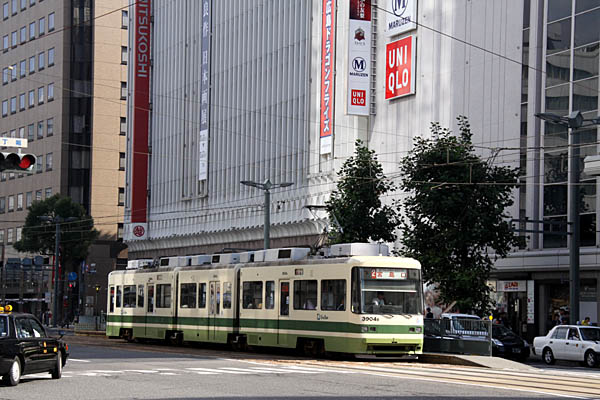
[361,326,368,333]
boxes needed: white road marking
[282,365,356,374]
[68,358,91,363]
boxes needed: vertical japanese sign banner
[385,35,416,100]
[386,0,418,37]
[199,0,211,181]
[320,0,336,155]
[131,0,151,240]
[347,0,371,116]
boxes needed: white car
[533,325,600,367]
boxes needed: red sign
[385,35,415,100]
[351,89,366,106]
[131,0,151,224]
[320,0,336,140]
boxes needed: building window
[38,51,44,70]
[19,93,25,111]
[38,86,44,104]
[11,30,17,47]
[121,46,127,64]
[27,124,33,141]
[48,12,54,31]
[121,10,128,28]
[9,129,15,138]
[29,0,33,6]
[0,197,5,213]
[0,173,5,182]
[48,47,54,66]
[10,64,16,80]
[120,81,127,100]
[10,0,15,14]
[2,67,7,84]
[47,83,54,100]
[118,187,125,205]
[36,155,42,173]
[47,118,53,136]
[7,229,12,245]
[16,193,22,211]
[120,117,126,135]
[8,195,14,212]
[44,187,51,198]
[19,0,24,10]
[29,21,35,39]
[18,127,24,138]
[37,121,43,138]
[1,100,7,117]
[19,26,26,43]
[28,90,34,107]
[119,152,126,170]
[2,2,7,19]
[2,35,8,51]
[29,55,35,73]
[10,96,16,113]
[19,59,25,77]
[35,190,41,200]
[38,16,44,35]
[16,227,21,242]
[117,223,124,240]
[45,152,52,171]
[0,230,4,244]
[25,191,31,208]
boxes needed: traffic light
[0,152,36,172]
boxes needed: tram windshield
[351,267,423,315]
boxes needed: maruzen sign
[385,35,416,100]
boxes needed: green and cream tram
[107,244,424,356]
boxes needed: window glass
[265,281,275,309]
[548,0,572,22]
[2,3,7,19]
[243,281,263,309]
[223,282,232,309]
[294,280,318,310]
[321,279,346,311]
[48,82,54,100]
[156,284,171,308]
[29,56,35,73]
[46,152,52,171]
[29,21,35,39]
[38,51,44,69]
[574,43,599,80]
[577,0,600,13]
[116,286,122,307]
[109,286,114,312]
[47,118,53,135]
[19,59,25,77]
[199,283,206,308]
[38,86,44,103]
[39,16,44,34]
[572,77,598,111]
[16,318,33,338]
[575,9,600,47]
[28,90,34,107]
[547,18,572,55]
[545,84,570,116]
[48,47,54,66]
[122,10,128,28]
[0,316,7,337]
[2,35,7,51]
[180,283,197,308]
[37,121,43,138]
[11,31,16,47]
[19,26,26,43]
[48,12,54,31]
[280,282,289,315]
[122,285,136,307]
[29,318,45,337]
[147,285,154,312]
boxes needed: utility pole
[240,179,294,249]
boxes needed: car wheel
[543,348,556,365]
[2,357,21,386]
[584,350,597,368]
[51,351,62,379]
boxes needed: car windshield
[492,325,514,337]
[580,327,600,341]
[0,316,8,338]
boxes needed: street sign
[68,271,78,281]
[0,138,28,148]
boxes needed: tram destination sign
[370,268,407,280]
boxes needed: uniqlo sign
[385,35,416,100]
[351,89,366,106]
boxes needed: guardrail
[74,315,105,332]
[424,318,492,356]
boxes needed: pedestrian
[425,307,434,319]
[582,317,591,326]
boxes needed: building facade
[0,0,129,319]
[124,0,600,340]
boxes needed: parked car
[492,324,530,361]
[533,325,600,367]
[0,307,69,386]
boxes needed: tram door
[278,280,290,345]
[146,284,155,337]
[208,281,220,341]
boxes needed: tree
[398,117,521,315]
[326,139,399,244]
[14,195,99,267]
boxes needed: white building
[124,0,600,339]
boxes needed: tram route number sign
[370,268,407,280]
[385,35,416,100]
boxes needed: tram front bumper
[362,336,423,355]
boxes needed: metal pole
[264,188,270,250]
[570,128,580,325]
[52,220,60,327]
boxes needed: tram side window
[294,280,317,310]
[156,284,171,308]
[137,284,144,308]
[147,285,154,312]
[321,279,346,311]
[243,281,263,309]
[123,285,136,308]
[180,283,197,308]
[116,286,122,308]
[223,282,232,309]
[265,281,275,309]
[199,283,206,308]
[109,286,115,312]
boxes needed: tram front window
[351,267,422,315]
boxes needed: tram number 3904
[361,316,379,322]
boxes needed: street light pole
[241,179,294,250]
[535,111,593,325]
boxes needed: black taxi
[0,306,69,386]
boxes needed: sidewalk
[420,353,536,370]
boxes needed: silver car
[533,325,600,368]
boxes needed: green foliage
[14,195,99,265]
[326,139,399,244]
[398,117,521,315]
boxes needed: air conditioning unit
[329,243,389,257]
[253,250,266,262]
[213,253,240,264]
[239,252,256,263]
[263,248,311,262]
[127,259,154,270]
[159,257,180,267]
[190,255,212,265]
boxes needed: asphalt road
[2,335,599,400]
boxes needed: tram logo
[391,0,408,17]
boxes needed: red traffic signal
[0,153,36,172]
